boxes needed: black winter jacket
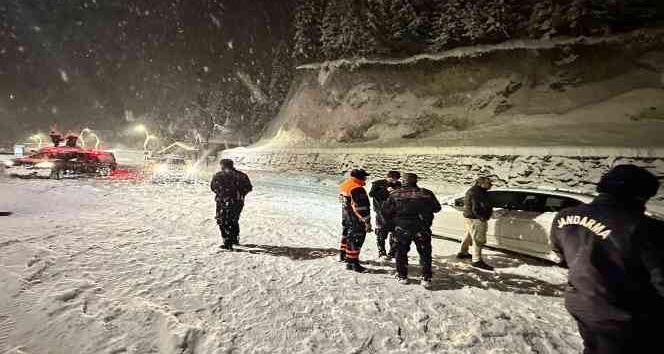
[369,179,402,211]
[210,169,253,203]
[382,185,441,230]
[463,185,493,220]
[551,194,664,323]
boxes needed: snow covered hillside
[0,173,580,353]
[261,28,664,148]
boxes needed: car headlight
[185,166,199,175]
[154,164,169,174]
[2,160,13,167]
[35,161,55,169]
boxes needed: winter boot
[339,251,346,263]
[456,252,472,260]
[397,276,408,285]
[345,262,353,270]
[421,278,432,289]
[472,260,494,272]
[352,261,367,273]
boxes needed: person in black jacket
[383,173,441,288]
[369,170,402,259]
[457,177,494,271]
[210,159,253,250]
[551,165,664,354]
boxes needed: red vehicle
[3,146,117,179]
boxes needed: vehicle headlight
[154,164,169,174]
[2,160,13,167]
[185,166,199,175]
[35,161,55,169]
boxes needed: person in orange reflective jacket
[339,169,372,272]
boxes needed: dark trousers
[574,315,656,354]
[339,226,349,260]
[343,225,366,264]
[216,200,244,247]
[375,208,395,256]
[394,226,432,280]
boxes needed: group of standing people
[338,168,499,287]
[339,168,442,288]
[210,158,664,354]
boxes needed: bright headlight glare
[35,161,54,169]
[185,166,198,174]
[155,164,169,173]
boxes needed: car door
[432,195,467,240]
[503,193,551,254]
[493,192,584,256]
[486,191,523,248]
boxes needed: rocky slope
[259,28,664,148]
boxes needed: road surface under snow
[0,172,582,354]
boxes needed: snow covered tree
[433,0,516,51]
[292,0,326,64]
[365,0,429,54]
[321,0,378,59]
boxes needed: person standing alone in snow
[210,159,252,250]
[457,177,495,271]
[339,169,372,272]
[551,165,664,354]
[369,170,402,259]
[382,173,441,288]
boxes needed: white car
[431,188,595,261]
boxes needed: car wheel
[98,166,110,177]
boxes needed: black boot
[472,260,494,271]
[352,260,367,273]
[378,246,387,258]
[339,251,346,262]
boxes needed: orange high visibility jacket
[339,177,371,223]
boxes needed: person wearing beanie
[210,159,253,250]
[369,170,402,259]
[382,173,441,288]
[551,164,664,354]
[339,169,372,272]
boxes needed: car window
[544,196,582,212]
[488,191,521,210]
[489,191,548,212]
[520,194,546,212]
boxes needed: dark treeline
[292,0,664,63]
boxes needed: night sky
[0,0,293,146]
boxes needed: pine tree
[292,0,326,64]
[321,0,344,58]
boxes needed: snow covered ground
[0,172,581,354]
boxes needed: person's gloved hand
[364,221,373,233]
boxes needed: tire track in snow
[0,314,15,352]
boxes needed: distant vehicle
[431,188,594,261]
[3,146,117,179]
[147,155,200,183]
